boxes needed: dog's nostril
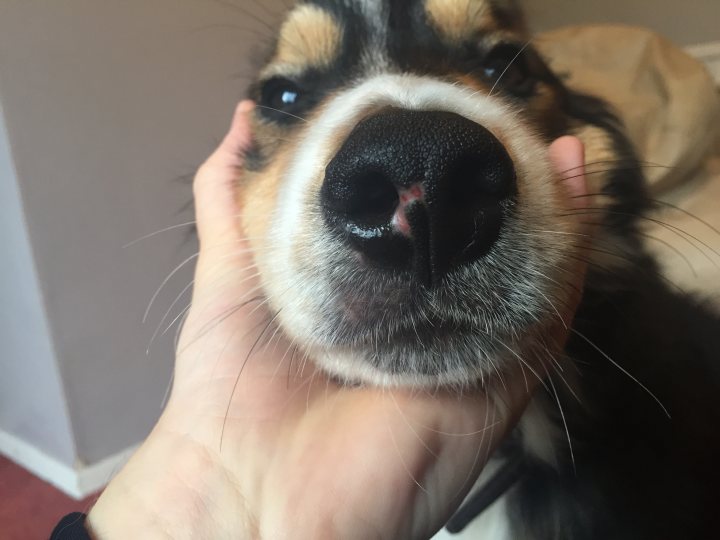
[340,170,399,225]
[448,155,509,205]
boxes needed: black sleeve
[50,513,92,540]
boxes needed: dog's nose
[321,108,516,285]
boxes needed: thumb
[192,101,256,294]
[548,135,590,326]
[549,135,587,210]
[193,100,255,254]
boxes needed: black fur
[503,93,720,539]
[510,260,720,539]
[246,2,720,537]
[252,0,547,127]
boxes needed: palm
[167,233,517,539]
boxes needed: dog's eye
[259,77,306,122]
[481,44,535,97]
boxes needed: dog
[234,1,720,538]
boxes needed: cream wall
[524,0,718,46]
[0,0,286,485]
[0,100,77,468]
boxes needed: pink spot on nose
[392,184,425,237]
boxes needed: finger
[181,102,270,368]
[194,100,255,252]
[549,136,590,320]
[549,135,587,210]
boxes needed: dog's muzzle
[321,108,517,286]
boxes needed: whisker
[651,198,720,238]
[244,0,287,20]
[554,165,670,185]
[160,371,175,411]
[564,251,689,296]
[449,388,495,507]
[547,354,582,405]
[123,220,198,248]
[187,23,277,45]
[388,392,439,458]
[557,159,671,176]
[570,327,671,418]
[210,0,278,34]
[270,336,298,384]
[299,347,313,379]
[173,296,194,354]
[545,367,576,473]
[638,232,697,277]
[560,208,720,269]
[255,105,309,122]
[220,310,281,451]
[146,278,195,355]
[489,39,533,97]
[168,303,192,343]
[143,253,199,324]
[305,362,318,412]
[383,398,429,494]
[494,338,549,393]
[287,344,299,387]
[570,192,720,241]
[178,294,265,354]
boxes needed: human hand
[88,102,589,540]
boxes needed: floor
[0,456,99,540]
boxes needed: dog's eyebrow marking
[274,4,343,69]
[424,0,495,43]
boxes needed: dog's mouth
[297,219,552,385]
[323,285,516,379]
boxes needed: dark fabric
[50,513,91,540]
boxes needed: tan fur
[424,0,496,43]
[238,165,282,246]
[454,73,493,93]
[571,123,635,270]
[571,123,617,209]
[526,83,563,132]
[273,4,343,70]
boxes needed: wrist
[87,423,255,539]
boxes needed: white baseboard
[0,429,138,500]
[75,443,139,499]
[686,41,720,83]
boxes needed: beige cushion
[536,25,720,190]
[645,143,720,304]
[537,25,720,303]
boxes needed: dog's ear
[490,0,529,35]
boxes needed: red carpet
[0,456,99,540]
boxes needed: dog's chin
[263,249,556,388]
[301,311,537,388]
[307,337,507,388]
